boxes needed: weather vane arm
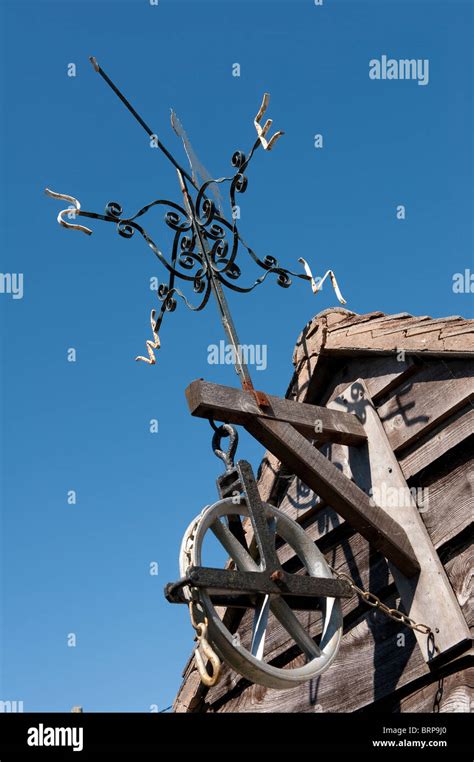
[89,56,198,192]
[44,188,94,235]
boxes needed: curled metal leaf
[298,257,347,305]
[254,93,284,151]
[135,309,161,365]
[44,188,93,235]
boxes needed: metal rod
[176,169,257,392]
[89,56,199,192]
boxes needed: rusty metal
[241,380,271,409]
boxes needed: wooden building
[175,309,473,713]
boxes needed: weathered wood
[320,354,417,406]
[275,452,473,567]
[316,356,472,461]
[243,416,419,576]
[330,380,471,664]
[275,403,471,554]
[440,542,473,629]
[205,547,472,713]
[412,453,473,549]
[246,446,473,665]
[365,666,473,712]
[396,668,473,712]
[274,456,472,608]
[185,379,366,445]
[174,669,205,713]
[440,323,474,337]
[377,360,474,452]
[399,406,474,480]
[204,518,473,707]
[275,525,472,661]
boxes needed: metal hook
[194,621,221,687]
[211,423,239,472]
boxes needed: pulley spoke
[250,595,271,659]
[211,518,259,571]
[211,517,321,661]
[269,599,321,660]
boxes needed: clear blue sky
[0,0,472,711]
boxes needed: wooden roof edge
[292,308,354,375]
[292,309,474,371]
[320,347,474,360]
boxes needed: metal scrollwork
[46,61,347,366]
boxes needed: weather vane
[45,58,354,690]
[46,56,345,406]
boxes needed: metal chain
[329,565,434,637]
[329,565,445,711]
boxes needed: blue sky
[0,0,472,711]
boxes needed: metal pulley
[165,424,350,690]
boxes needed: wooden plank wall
[176,355,473,713]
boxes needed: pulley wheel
[179,497,342,690]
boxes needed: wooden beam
[242,417,419,577]
[185,379,366,445]
[276,450,473,564]
[330,380,472,665]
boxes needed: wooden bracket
[185,379,419,577]
[328,380,472,666]
[186,379,366,445]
